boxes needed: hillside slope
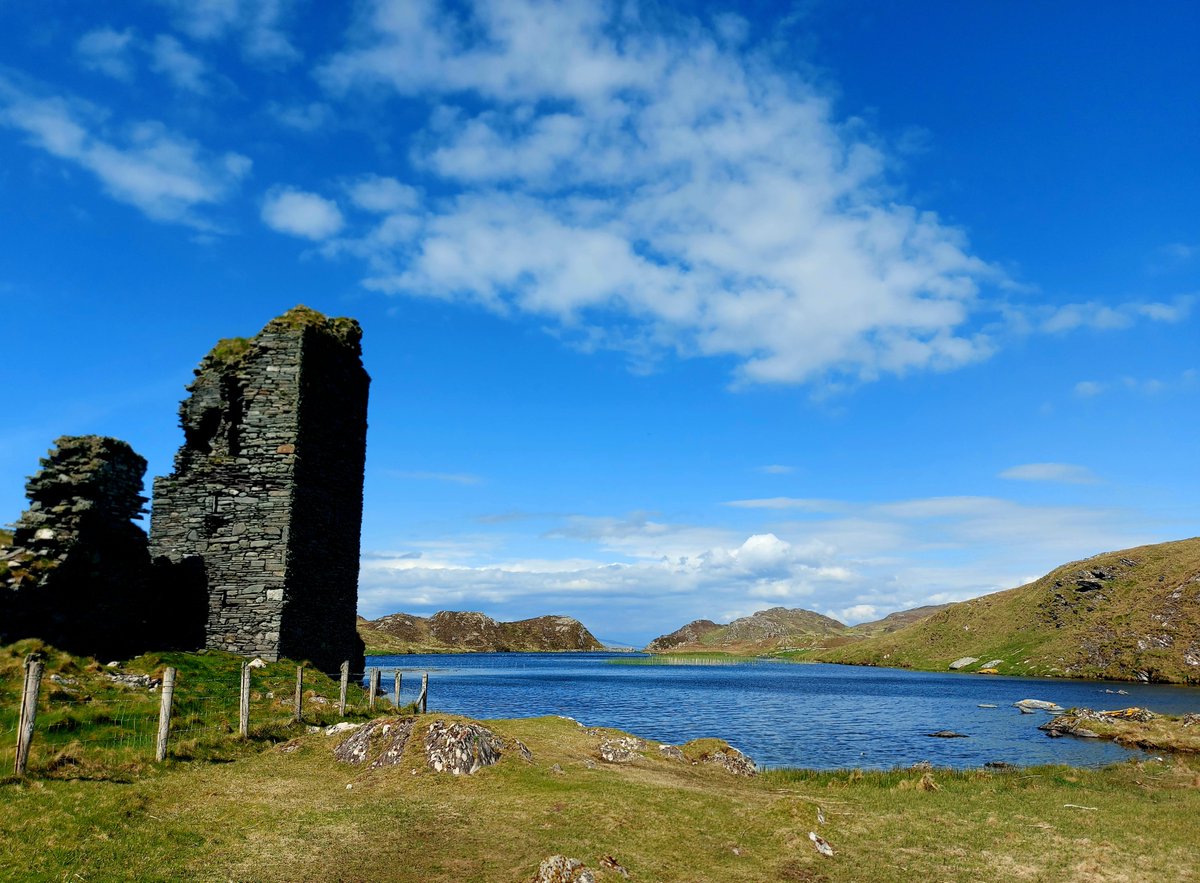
[812,538,1200,684]
[646,606,850,653]
[358,611,603,654]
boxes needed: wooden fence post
[155,667,177,762]
[393,671,401,708]
[338,661,349,716]
[14,655,44,776]
[419,672,428,713]
[293,666,303,724]
[368,669,380,710]
[238,662,251,738]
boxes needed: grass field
[3,643,1199,881]
[2,712,1198,882]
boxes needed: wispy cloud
[387,470,483,485]
[0,74,249,228]
[313,0,1000,388]
[149,34,209,94]
[1073,369,1197,398]
[154,0,299,65]
[998,463,1099,485]
[757,464,795,475]
[76,27,136,80]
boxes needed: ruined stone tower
[149,307,368,671]
[0,435,159,657]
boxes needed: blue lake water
[365,652,1200,770]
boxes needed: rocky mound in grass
[358,611,603,654]
[814,537,1200,684]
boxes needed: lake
[365,652,1200,769]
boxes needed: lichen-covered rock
[658,743,685,762]
[1041,706,1158,739]
[424,720,502,775]
[531,855,595,883]
[598,735,645,763]
[333,717,414,768]
[682,738,758,776]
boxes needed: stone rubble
[424,720,503,775]
[530,855,595,883]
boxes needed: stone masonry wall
[149,307,368,671]
[0,436,157,657]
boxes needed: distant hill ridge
[645,604,948,653]
[358,610,603,654]
[810,537,1200,684]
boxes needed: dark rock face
[0,435,185,657]
[149,307,369,672]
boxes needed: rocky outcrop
[645,606,848,653]
[360,610,603,653]
[645,619,723,652]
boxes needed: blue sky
[1,1,1197,646]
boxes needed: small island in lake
[358,610,604,654]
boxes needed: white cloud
[838,603,877,624]
[76,27,137,80]
[0,76,249,228]
[261,187,344,239]
[1074,380,1105,397]
[357,492,1160,642]
[757,464,794,475]
[347,175,420,213]
[316,0,1000,387]
[149,34,208,93]
[156,0,299,65]
[998,463,1098,484]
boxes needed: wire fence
[4,655,430,778]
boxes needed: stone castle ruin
[1,307,368,671]
[0,435,169,658]
[149,307,369,671]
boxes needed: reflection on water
[366,652,1200,769]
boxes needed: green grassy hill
[806,538,1200,684]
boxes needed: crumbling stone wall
[0,436,162,657]
[149,307,368,671]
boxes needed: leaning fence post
[293,666,303,724]
[238,662,251,738]
[14,654,44,776]
[393,671,401,708]
[368,669,380,710]
[338,661,349,716]
[155,667,177,762]
[419,671,428,713]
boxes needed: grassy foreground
[2,711,1200,882]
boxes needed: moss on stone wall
[208,337,252,365]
